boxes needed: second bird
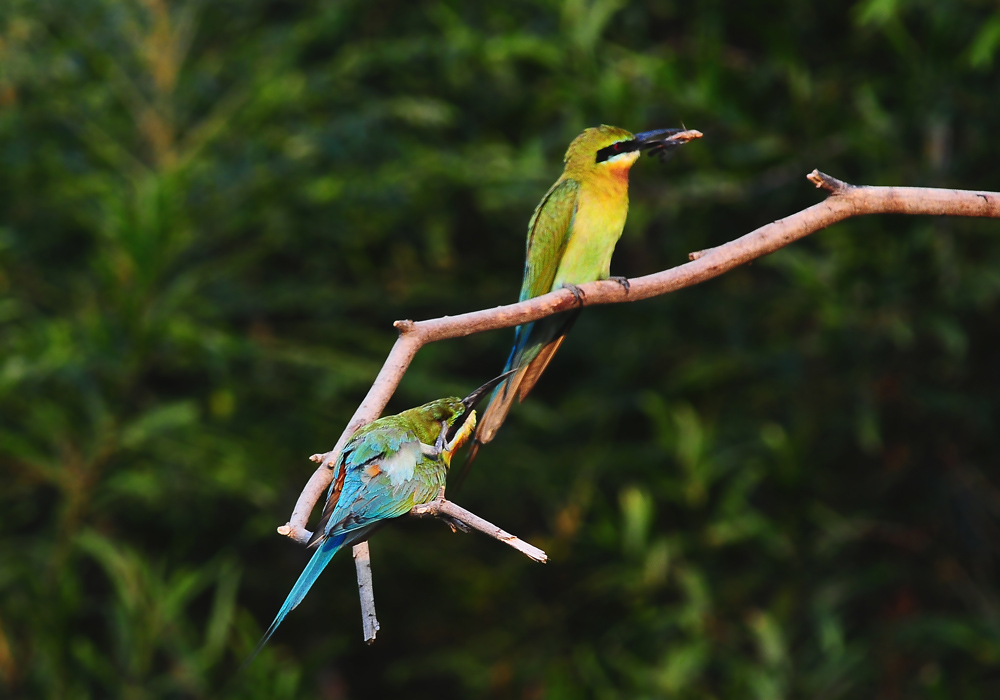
[471,124,702,462]
[246,374,508,664]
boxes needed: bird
[245,373,510,661]
[467,124,702,466]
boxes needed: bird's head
[436,371,517,452]
[564,124,702,175]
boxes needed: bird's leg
[421,421,451,463]
[609,276,631,294]
[434,420,449,453]
[430,425,457,523]
[561,283,586,308]
[433,424,449,499]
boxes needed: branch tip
[393,319,415,332]
[352,542,379,643]
[309,453,323,463]
[276,524,291,536]
[807,169,849,194]
[409,498,548,563]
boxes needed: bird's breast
[552,175,630,287]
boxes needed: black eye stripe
[595,140,639,163]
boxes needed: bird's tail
[459,311,579,479]
[469,363,530,453]
[242,533,347,668]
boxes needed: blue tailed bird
[467,125,702,466]
[247,375,507,660]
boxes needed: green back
[520,178,580,301]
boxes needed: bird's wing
[520,177,580,302]
[246,424,439,662]
[307,461,349,547]
[508,174,581,371]
[308,422,419,546]
[322,424,443,539]
[463,179,582,466]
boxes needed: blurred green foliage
[3,0,1000,697]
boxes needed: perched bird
[247,374,508,660]
[469,125,702,463]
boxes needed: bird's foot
[439,515,471,534]
[561,283,586,307]
[609,276,631,294]
[433,420,449,453]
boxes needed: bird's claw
[562,283,585,307]
[434,420,449,452]
[439,516,471,534]
[609,276,630,294]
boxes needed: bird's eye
[613,143,621,151]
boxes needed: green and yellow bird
[470,125,702,461]
[245,374,509,663]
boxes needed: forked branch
[276,170,1000,643]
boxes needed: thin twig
[409,498,548,563]
[352,541,379,644]
[275,170,1000,643]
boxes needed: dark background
[3,1,1000,697]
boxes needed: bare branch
[410,498,548,563]
[274,170,1000,642]
[806,169,851,193]
[352,541,379,644]
[280,170,1000,543]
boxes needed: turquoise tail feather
[242,533,347,667]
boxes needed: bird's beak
[633,128,703,160]
[446,370,518,445]
[460,369,518,413]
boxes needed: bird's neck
[577,165,631,201]
[564,162,632,191]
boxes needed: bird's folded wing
[310,424,423,544]
[321,432,443,538]
[520,177,580,302]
